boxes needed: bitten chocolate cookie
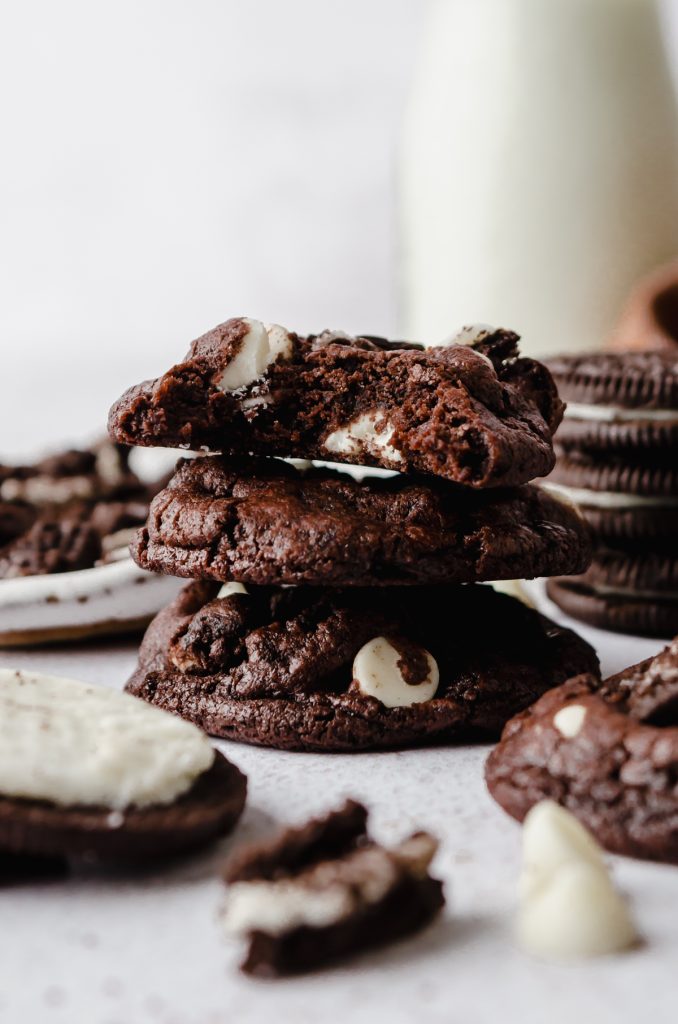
[486,638,678,864]
[547,350,678,458]
[221,800,444,976]
[0,440,182,645]
[132,455,591,587]
[108,319,563,488]
[126,581,599,752]
[0,669,246,864]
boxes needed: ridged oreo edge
[555,417,678,458]
[574,548,678,593]
[574,504,678,547]
[546,351,678,409]
[546,579,678,639]
[549,451,678,496]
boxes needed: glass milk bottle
[399,0,678,355]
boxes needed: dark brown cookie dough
[0,752,246,865]
[221,800,444,976]
[108,319,563,488]
[126,581,599,751]
[132,455,591,587]
[486,638,678,864]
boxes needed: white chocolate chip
[520,800,605,899]
[444,324,496,346]
[553,704,587,738]
[217,318,293,392]
[216,582,248,599]
[517,860,638,959]
[352,636,439,709]
[324,412,403,466]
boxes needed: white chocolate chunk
[217,318,293,392]
[352,636,439,709]
[520,800,605,899]
[553,704,587,738]
[216,582,248,599]
[445,323,496,346]
[0,669,214,810]
[324,412,403,465]
[517,860,638,958]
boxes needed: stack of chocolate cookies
[543,351,678,637]
[108,318,596,751]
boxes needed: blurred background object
[2,0,678,452]
[610,260,678,351]
[400,0,678,355]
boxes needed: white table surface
[0,580,675,1024]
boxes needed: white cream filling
[0,475,97,505]
[565,402,678,424]
[0,669,214,809]
[542,482,678,510]
[223,833,437,937]
[217,318,293,392]
[0,558,183,634]
[324,411,403,466]
[352,636,439,708]
[216,581,248,599]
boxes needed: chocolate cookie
[0,669,246,864]
[132,455,591,587]
[486,638,678,864]
[546,350,678,458]
[221,800,444,976]
[108,319,563,488]
[126,581,599,751]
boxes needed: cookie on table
[126,581,599,752]
[132,455,592,588]
[486,637,678,864]
[108,318,564,488]
[221,800,444,976]
[0,669,246,864]
[0,440,182,645]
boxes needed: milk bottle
[399,0,678,354]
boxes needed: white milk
[399,0,678,354]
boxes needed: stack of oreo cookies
[543,351,678,637]
[108,318,597,751]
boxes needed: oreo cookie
[221,800,444,976]
[0,668,246,864]
[486,638,678,864]
[546,579,678,638]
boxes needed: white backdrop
[1,0,677,454]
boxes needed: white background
[2,0,677,456]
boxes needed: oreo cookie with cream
[0,669,246,863]
[0,440,183,645]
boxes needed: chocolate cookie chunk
[221,800,444,976]
[486,639,678,864]
[0,669,246,864]
[126,581,599,751]
[132,456,591,587]
[108,318,563,488]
